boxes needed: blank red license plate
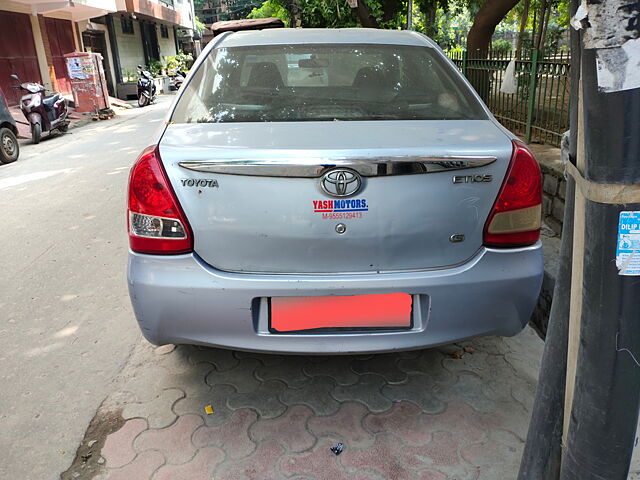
[270,293,412,332]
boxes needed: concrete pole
[519,0,640,477]
[559,0,640,476]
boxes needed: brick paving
[73,328,545,479]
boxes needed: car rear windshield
[171,43,487,123]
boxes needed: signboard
[66,57,87,80]
[616,211,640,276]
[66,56,95,80]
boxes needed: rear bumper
[127,243,543,354]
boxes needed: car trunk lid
[159,120,513,273]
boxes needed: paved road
[84,332,547,480]
[0,97,171,479]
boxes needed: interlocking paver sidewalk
[64,328,546,479]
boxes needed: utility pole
[559,0,640,473]
[517,0,580,475]
[407,0,413,30]
[519,0,640,478]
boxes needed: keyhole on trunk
[335,223,346,234]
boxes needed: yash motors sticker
[313,199,368,219]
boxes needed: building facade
[80,0,198,98]
[195,0,261,24]
[0,0,197,104]
[0,0,117,104]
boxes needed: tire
[31,123,41,144]
[0,127,19,164]
[138,94,149,107]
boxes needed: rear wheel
[138,94,149,108]
[31,123,41,144]
[0,127,19,164]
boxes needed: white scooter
[170,70,187,91]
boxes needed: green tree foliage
[298,0,358,28]
[195,15,207,32]
[412,5,472,48]
[244,0,567,56]
[201,0,264,21]
[248,0,292,25]
[253,0,477,36]
[166,52,194,75]
[491,37,512,53]
[226,0,265,18]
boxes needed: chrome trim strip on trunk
[193,247,488,276]
[178,156,496,177]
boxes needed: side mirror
[10,74,19,82]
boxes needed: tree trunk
[538,2,552,56]
[467,0,521,59]
[290,0,302,27]
[466,0,520,96]
[382,0,399,22]
[354,1,379,28]
[533,0,548,51]
[515,0,530,59]
[351,0,399,28]
[424,5,437,38]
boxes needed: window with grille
[121,17,134,35]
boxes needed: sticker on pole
[616,211,640,276]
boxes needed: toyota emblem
[320,168,362,197]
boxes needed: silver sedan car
[127,28,543,353]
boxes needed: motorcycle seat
[43,93,61,109]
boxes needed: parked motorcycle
[169,69,187,91]
[10,74,69,144]
[137,66,156,107]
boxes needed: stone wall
[527,141,567,339]
[541,156,566,236]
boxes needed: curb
[530,227,561,339]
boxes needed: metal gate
[0,11,42,105]
[449,50,571,147]
[45,17,76,95]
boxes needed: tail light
[128,146,193,254]
[483,140,542,247]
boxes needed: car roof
[216,28,436,48]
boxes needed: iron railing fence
[447,50,571,147]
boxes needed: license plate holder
[269,293,413,333]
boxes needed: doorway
[82,30,114,96]
[140,22,160,65]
